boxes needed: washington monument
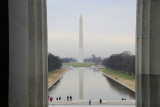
[79,15,84,62]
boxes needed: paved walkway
[49,105,135,107]
[48,100,135,105]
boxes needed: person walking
[89,99,91,105]
[70,96,72,101]
[99,99,102,104]
[59,96,61,100]
[49,96,53,102]
[67,96,69,101]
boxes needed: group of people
[122,98,126,100]
[48,96,103,105]
[89,99,102,105]
[49,97,127,104]
[48,95,73,102]
[56,97,61,100]
[49,96,127,104]
[67,95,72,101]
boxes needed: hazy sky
[47,0,136,59]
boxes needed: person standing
[89,99,91,105]
[70,96,72,101]
[59,96,61,100]
[48,96,50,100]
[49,96,53,102]
[99,99,102,104]
[67,96,69,101]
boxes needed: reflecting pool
[48,67,135,100]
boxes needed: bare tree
[48,53,62,72]
[102,51,135,76]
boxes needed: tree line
[102,51,135,76]
[48,53,62,72]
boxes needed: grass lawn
[63,62,95,67]
[48,68,67,88]
[99,68,135,81]
[48,69,63,76]
[99,68,135,91]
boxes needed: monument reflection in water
[79,70,84,99]
[48,67,135,100]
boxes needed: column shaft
[9,0,29,106]
[28,0,48,107]
[136,0,160,107]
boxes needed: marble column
[28,0,48,107]
[136,0,160,107]
[9,0,48,107]
[9,0,29,107]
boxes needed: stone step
[48,100,135,105]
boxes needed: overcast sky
[47,0,136,59]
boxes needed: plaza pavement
[48,100,135,107]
